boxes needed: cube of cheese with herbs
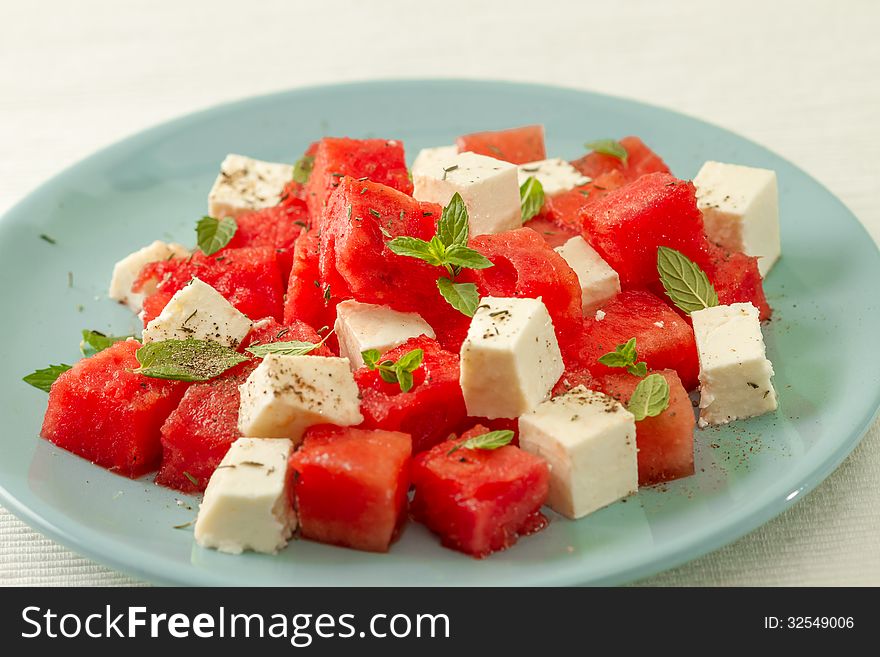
[141,278,252,348]
[691,302,778,427]
[411,145,458,178]
[194,437,296,555]
[519,385,638,519]
[693,161,780,277]
[238,354,363,443]
[108,240,189,313]
[517,158,589,196]
[555,236,621,314]
[208,154,294,220]
[412,151,520,236]
[459,296,564,419]
[334,300,435,370]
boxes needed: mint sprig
[134,339,248,382]
[23,364,72,392]
[627,373,670,421]
[361,347,424,392]
[80,330,132,357]
[585,139,628,165]
[520,176,545,223]
[447,429,515,456]
[292,154,315,184]
[436,278,480,317]
[196,216,237,256]
[597,337,648,377]
[657,246,719,314]
[246,331,332,358]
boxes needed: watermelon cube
[705,243,772,320]
[40,341,187,478]
[537,170,628,234]
[572,136,670,182]
[282,229,337,335]
[134,246,284,325]
[289,426,412,553]
[578,290,700,390]
[455,125,546,165]
[305,138,412,222]
[355,336,467,454]
[226,199,309,281]
[411,425,550,558]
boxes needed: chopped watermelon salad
[24,126,782,559]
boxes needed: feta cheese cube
[412,151,520,236]
[555,236,621,314]
[238,354,363,443]
[141,278,252,348]
[519,386,638,519]
[693,161,780,276]
[411,145,458,178]
[335,300,435,370]
[517,158,589,196]
[691,302,778,427]
[194,437,296,555]
[208,154,294,220]
[459,296,564,419]
[108,240,189,312]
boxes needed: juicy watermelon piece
[242,317,332,356]
[593,369,695,486]
[289,426,412,553]
[304,138,412,222]
[582,173,712,289]
[155,362,255,492]
[537,170,628,234]
[572,136,670,182]
[705,243,772,320]
[355,336,466,454]
[462,227,583,361]
[40,341,187,478]
[522,215,578,249]
[135,247,284,325]
[411,425,550,557]
[578,290,700,390]
[279,141,319,203]
[226,200,309,280]
[282,229,336,334]
[456,125,546,165]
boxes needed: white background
[1,0,878,585]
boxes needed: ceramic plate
[1,80,878,586]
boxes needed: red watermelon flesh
[134,246,284,325]
[242,317,332,356]
[522,215,578,249]
[305,138,412,223]
[226,199,309,281]
[456,125,546,165]
[282,229,337,335]
[539,170,628,233]
[279,141,319,204]
[571,136,670,182]
[411,425,550,558]
[582,173,712,289]
[578,290,700,390]
[705,242,772,320]
[355,336,467,454]
[40,341,187,478]
[289,426,412,553]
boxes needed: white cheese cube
[334,300,435,370]
[194,437,296,555]
[141,278,252,348]
[238,354,363,443]
[517,158,589,196]
[412,151,520,236]
[108,240,189,312]
[691,302,778,427]
[411,145,458,178]
[693,161,780,276]
[208,154,293,220]
[459,296,563,419]
[519,385,638,519]
[555,236,621,314]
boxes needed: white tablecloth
[2,0,878,586]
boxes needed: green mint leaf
[394,348,424,373]
[134,339,248,382]
[378,367,399,385]
[598,338,648,378]
[361,349,381,369]
[23,364,72,392]
[437,192,469,247]
[196,216,237,256]
[397,369,414,393]
[585,139,628,165]
[437,278,480,317]
[246,340,319,358]
[387,236,445,267]
[80,330,132,357]
[447,429,515,456]
[628,361,648,378]
[627,373,670,421]
[444,245,493,270]
[519,176,545,223]
[364,349,423,392]
[657,246,719,314]
[292,154,315,184]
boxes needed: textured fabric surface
[1,0,878,586]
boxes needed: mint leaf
[246,340,318,358]
[447,429,515,456]
[437,192,469,247]
[629,361,648,378]
[520,176,545,223]
[361,349,381,369]
[196,216,237,256]
[598,338,649,377]
[134,339,248,382]
[585,139,628,165]
[627,373,670,421]
[394,348,424,373]
[292,154,315,184]
[362,348,423,392]
[657,246,719,314]
[444,245,493,270]
[386,236,445,266]
[437,278,480,317]
[23,364,72,392]
[80,330,132,357]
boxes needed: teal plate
[1,80,878,586]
